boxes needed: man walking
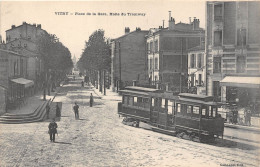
[46,103,50,119]
[73,102,79,119]
[48,119,58,142]
[90,93,94,107]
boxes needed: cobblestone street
[0,80,259,167]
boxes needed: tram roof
[124,86,164,93]
[178,93,214,102]
[119,89,150,96]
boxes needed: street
[0,78,259,167]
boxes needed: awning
[11,78,34,88]
[220,76,260,89]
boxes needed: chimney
[33,23,36,26]
[37,24,41,29]
[11,25,16,29]
[136,27,141,31]
[163,20,165,28]
[23,22,27,25]
[189,17,191,24]
[192,18,200,30]
[169,11,171,21]
[125,27,130,34]
[168,17,175,30]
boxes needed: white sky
[0,0,206,59]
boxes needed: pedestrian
[90,93,94,107]
[46,103,50,119]
[81,81,84,87]
[56,103,61,117]
[48,119,58,142]
[73,102,79,119]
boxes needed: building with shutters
[147,12,204,94]
[206,1,260,126]
[111,27,148,91]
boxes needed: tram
[118,86,224,142]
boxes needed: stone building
[5,22,46,81]
[0,49,33,111]
[147,12,204,94]
[187,45,206,95]
[111,28,148,91]
[206,1,260,126]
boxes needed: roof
[220,76,260,89]
[119,89,150,96]
[112,30,149,41]
[11,78,34,88]
[125,86,163,93]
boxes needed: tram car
[118,86,224,142]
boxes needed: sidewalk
[224,122,260,133]
[6,86,62,115]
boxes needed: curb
[224,123,260,133]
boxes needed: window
[129,96,134,106]
[187,106,192,115]
[190,74,195,87]
[197,54,203,68]
[155,58,158,70]
[198,74,202,86]
[154,40,158,53]
[177,103,181,113]
[190,54,196,68]
[202,108,206,117]
[168,101,173,115]
[150,42,153,53]
[123,96,128,105]
[143,98,150,108]
[213,81,221,101]
[134,97,138,106]
[161,98,165,108]
[237,29,246,46]
[149,59,153,70]
[214,31,222,46]
[152,98,155,107]
[193,106,200,115]
[237,56,246,73]
[213,57,221,73]
[137,97,143,107]
[214,4,223,20]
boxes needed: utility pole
[180,37,183,93]
[103,70,106,95]
[118,41,121,90]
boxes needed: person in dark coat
[81,81,84,87]
[46,103,50,119]
[73,102,79,119]
[48,119,58,142]
[90,93,94,107]
[56,103,61,117]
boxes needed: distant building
[111,27,148,91]
[147,12,204,93]
[206,1,260,126]
[187,45,206,95]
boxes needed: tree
[37,33,73,98]
[77,29,111,88]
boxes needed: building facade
[187,45,206,95]
[147,16,204,94]
[111,28,148,91]
[206,1,260,126]
[0,49,33,111]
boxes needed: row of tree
[36,33,73,98]
[77,29,111,89]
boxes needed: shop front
[8,78,34,109]
[220,75,260,127]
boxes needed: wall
[0,86,7,115]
